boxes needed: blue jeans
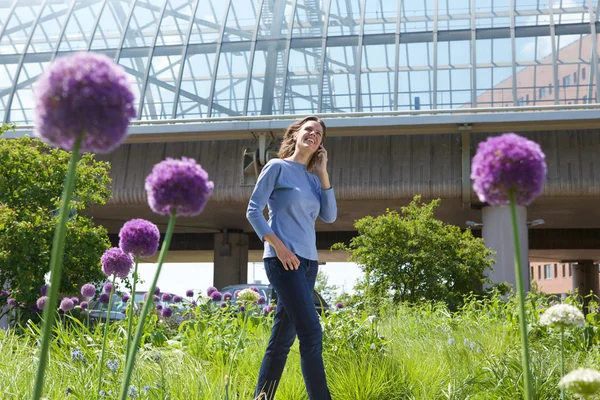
[254,255,332,400]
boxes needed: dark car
[219,283,330,315]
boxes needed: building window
[583,95,588,104]
[526,94,530,104]
[574,72,578,84]
[562,264,566,277]
[569,263,573,276]
[544,264,552,279]
[539,87,546,98]
[554,264,558,278]
[582,67,587,80]
[563,75,571,87]
[531,266,534,279]
[538,265,542,279]
[518,97,525,106]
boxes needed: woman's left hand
[313,145,328,176]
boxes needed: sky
[122,261,365,298]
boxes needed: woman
[247,116,337,400]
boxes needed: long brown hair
[278,116,327,171]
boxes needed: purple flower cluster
[101,248,134,278]
[161,307,173,318]
[145,157,214,217]
[37,296,49,310]
[7,298,16,307]
[80,301,88,311]
[263,305,275,315]
[81,284,96,298]
[220,302,228,308]
[207,286,217,296]
[60,298,74,312]
[210,291,223,302]
[161,293,171,302]
[173,295,182,303]
[156,304,163,311]
[186,289,194,298]
[257,296,266,305]
[153,295,160,303]
[471,133,547,206]
[122,294,131,303]
[70,297,79,305]
[40,285,48,296]
[119,219,160,258]
[103,282,114,294]
[33,52,136,154]
[336,302,344,309]
[223,292,232,301]
[99,293,110,304]
[154,287,161,295]
[0,290,9,297]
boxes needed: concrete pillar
[213,231,249,290]
[572,260,599,311]
[482,205,530,291]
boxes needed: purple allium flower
[161,293,172,302]
[70,297,79,305]
[249,286,259,293]
[60,298,74,312]
[81,284,96,298]
[145,157,214,217]
[103,282,114,294]
[80,301,88,311]
[29,305,39,313]
[156,304,163,311]
[7,298,16,307]
[118,219,160,258]
[37,296,49,310]
[40,284,48,296]
[173,295,182,303]
[186,289,194,297]
[257,296,266,305]
[99,293,110,304]
[154,286,161,295]
[471,133,547,206]
[234,290,241,298]
[336,302,344,309]
[220,302,228,308]
[161,307,173,318]
[223,292,232,301]
[122,294,130,303]
[33,52,136,153]
[153,295,160,302]
[0,290,8,297]
[238,305,246,312]
[263,305,275,315]
[210,291,222,302]
[101,247,134,278]
[207,286,217,296]
[191,300,197,307]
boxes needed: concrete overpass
[10,105,600,291]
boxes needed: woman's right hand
[275,245,300,271]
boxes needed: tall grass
[0,295,597,399]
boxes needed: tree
[314,271,338,306]
[0,131,112,322]
[332,196,494,309]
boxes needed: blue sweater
[246,158,337,261]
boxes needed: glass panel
[291,0,328,38]
[399,41,434,109]
[0,61,19,122]
[58,0,105,52]
[8,60,50,124]
[514,35,554,106]
[28,1,70,53]
[188,0,229,44]
[327,0,361,37]
[515,0,550,27]
[475,0,510,29]
[258,0,295,39]
[554,0,589,24]
[556,33,592,105]
[90,0,134,50]
[322,44,358,112]
[155,0,193,46]
[122,0,163,48]
[437,39,471,108]
[363,0,397,35]
[400,0,434,33]
[437,0,471,31]
[284,45,322,114]
[211,48,251,116]
[360,43,394,111]
[248,45,286,115]
[118,54,149,115]
[176,50,216,118]
[474,37,514,107]
[0,1,44,54]
[223,0,260,42]
[0,1,12,29]
[141,54,182,120]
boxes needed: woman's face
[294,120,323,154]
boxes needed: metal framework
[0,0,598,124]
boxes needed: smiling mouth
[305,138,315,145]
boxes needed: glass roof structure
[0,0,598,124]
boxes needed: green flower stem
[508,189,534,400]
[225,310,249,400]
[119,209,177,400]
[124,255,139,363]
[97,275,117,398]
[561,327,565,400]
[31,134,82,400]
